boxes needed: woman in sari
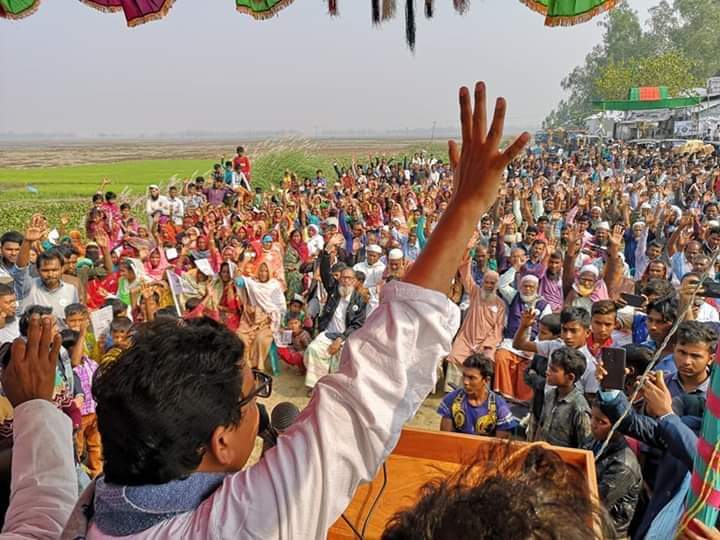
[236,261,286,373]
[216,262,242,332]
[283,229,309,302]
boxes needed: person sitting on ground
[438,353,517,438]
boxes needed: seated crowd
[0,94,718,539]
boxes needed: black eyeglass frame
[237,369,272,409]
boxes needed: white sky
[0,0,658,136]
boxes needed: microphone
[258,402,301,451]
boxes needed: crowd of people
[0,89,719,539]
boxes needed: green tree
[594,51,701,100]
[546,0,720,127]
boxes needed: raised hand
[24,214,48,243]
[447,83,529,215]
[1,314,61,406]
[520,308,537,328]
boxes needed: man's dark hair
[37,250,64,268]
[676,321,718,354]
[591,300,617,317]
[526,225,539,234]
[647,296,679,324]
[560,306,590,329]
[105,191,117,202]
[462,353,494,380]
[185,297,201,311]
[647,240,663,252]
[708,226,720,236]
[64,303,88,319]
[382,445,613,540]
[539,313,561,336]
[154,306,179,320]
[103,297,127,318]
[19,305,53,336]
[92,193,103,203]
[95,317,246,485]
[109,316,133,333]
[549,347,587,381]
[642,279,674,299]
[0,283,14,298]
[0,231,23,247]
[623,344,654,379]
[120,203,131,211]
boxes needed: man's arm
[319,249,336,292]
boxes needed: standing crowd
[0,131,718,539]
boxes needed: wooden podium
[328,428,598,540]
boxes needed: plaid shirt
[73,358,98,416]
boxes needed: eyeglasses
[237,369,273,409]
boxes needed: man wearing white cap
[145,185,169,225]
[494,274,552,400]
[353,245,385,316]
[383,249,406,282]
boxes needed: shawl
[243,276,287,342]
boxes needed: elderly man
[304,249,367,390]
[444,257,505,392]
[383,248,407,282]
[353,244,385,315]
[145,184,169,224]
[494,275,552,400]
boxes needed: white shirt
[697,302,720,323]
[326,296,350,335]
[1,400,76,540]
[352,261,386,290]
[0,319,19,346]
[145,195,170,221]
[21,280,79,321]
[167,197,184,226]
[68,281,460,540]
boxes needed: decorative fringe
[424,0,433,18]
[328,0,337,16]
[372,0,380,24]
[453,0,469,15]
[236,0,296,20]
[382,0,395,20]
[405,0,415,52]
[77,0,123,14]
[518,0,618,27]
[544,0,618,27]
[126,0,177,27]
[0,0,41,20]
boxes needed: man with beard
[538,251,564,313]
[0,283,19,345]
[20,251,79,321]
[444,259,505,392]
[352,244,385,315]
[145,185,169,224]
[304,251,367,390]
[494,275,552,400]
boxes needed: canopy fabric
[0,0,39,18]
[236,0,294,20]
[80,0,173,27]
[520,0,617,26]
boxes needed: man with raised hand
[0,314,76,540]
[62,82,528,539]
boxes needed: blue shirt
[639,340,677,376]
[438,388,517,436]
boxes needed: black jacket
[583,437,642,537]
[317,250,367,339]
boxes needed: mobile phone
[601,347,627,391]
[620,293,646,308]
[0,342,11,369]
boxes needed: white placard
[165,247,178,261]
[89,305,114,339]
[195,258,216,277]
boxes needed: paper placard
[89,305,114,339]
[165,247,178,261]
[195,258,216,277]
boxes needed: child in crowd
[285,295,314,331]
[584,403,642,537]
[523,313,561,438]
[64,303,97,361]
[533,346,591,448]
[65,328,102,479]
[99,316,133,367]
[277,314,312,374]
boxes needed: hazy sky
[0,0,658,136]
